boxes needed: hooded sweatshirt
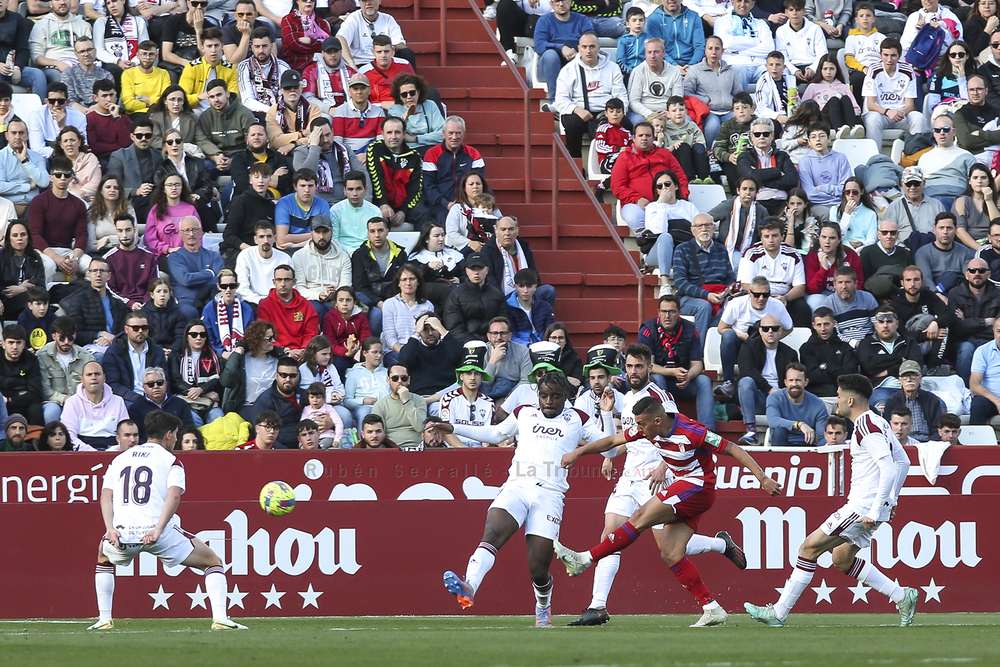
[553,51,627,116]
[844,27,886,73]
[29,12,92,64]
[256,288,320,350]
[62,382,130,451]
[290,239,354,301]
[797,148,853,207]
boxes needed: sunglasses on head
[144,379,165,387]
[759,325,781,332]
[390,374,410,382]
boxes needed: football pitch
[3,614,999,666]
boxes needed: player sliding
[568,343,747,627]
[555,396,782,627]
[434,371,616,627]
[745,374,918,628]
[89,410,247,631]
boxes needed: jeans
[351,404,373,427]
[482,376,518,400]
[720,329,743,382]
[538,49,565,102]
[703,111,735,149]
[627,111,647,126]
[863,110,928,150]
[737,376,768,426]
[970,395,999,425]
[806,290,832,311]
[621,202,646,231]
[589,16,625,37]
[3,66,47,100]
[42,66,67,84]
[311,300,333,325]
[870,386,897,414]
[43,402,62,425]
[355,292,383,338]
[333,404,353,428]
[191,406,225,427]
[735,63,767,90]
[535,284,557,310]
[679,295,715,343]
[956,338,990,383]
[653,373,716,429]
[649,233,675,274]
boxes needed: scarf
[463,206,497,243]
[180,347,222,385]
[497,238,525,296]
[655,318,682,368]
[725,198,757,257]
[276,95,311,134]
[298,10,330,41]
[103,14,139,62]
[315,53,350,105]
[735,13,758,37]
[215,294,245,352]
[316,142,351,193]
[249,55,281,108]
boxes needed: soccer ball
[259,481,296,516]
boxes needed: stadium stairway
[391,0,659,350]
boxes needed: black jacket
[230,148,292,197]
[0,351,43,414]
[889,287,959,341]
[979,60,1000,108]
[555,345,584,384]
[799,333,859,397]
[736,148,799,193]
[947,280,1000,341]
[398,332,464,395]
[883,389,945,442]
[482,238,539,294]
[0,10,31,70]
[102,333,170,403]
[856,333,925,379]
[60,286,129,345]
[365,139,423,212]
[223,188,276,254]
[737,336,798,395]
[219,346,287,413]
[0,251,45,314]
[351,239,408,305]
[155,158,214,203]
[140,299,188,351]
[442,280,508,344]
[250,382,303,449]
[128,394,195,441]
[169,348,224,397]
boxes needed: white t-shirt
[574,386,625,421]
[102,443,185,542]
[861,63,917,111]
[719,294,793,334]
[502,383,538,414]
[762,348,778,388]
[643,200,701,236]
[737,243,806,296]
[848,411,909,521]
[57,351,73,370]
[337,10,406,67]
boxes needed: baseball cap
[280,70,301,89]
[321,36,342,51]
[899,359,922,376]
[902,166,924,184]
[348,73,371,88]
[465,252,487,269]
[310,214,332,231]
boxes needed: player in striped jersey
[556,392,782,627]
[745,374,917,628]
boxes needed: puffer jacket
[442,280,508,344]
[140,299,188,351]
[60,285,129,345]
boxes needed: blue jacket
[102,333,170,404]
[645,7,705,67]
[506,290,555,347]
[166,246,225,311]
[534,12,593,54]
[616,32,649,73]
[202,299,256,356]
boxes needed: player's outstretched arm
[561,433,626,469]
[143,486,182,545]
[722,441,783,496]
[451,413,519,446]
[101,488,120,547]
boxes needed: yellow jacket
[178,57,239,108]
[121,66,172,114]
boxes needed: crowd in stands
[0,0,998,451]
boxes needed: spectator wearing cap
[443,252,508,345]
[290,214,354,323]
[294,117,368,208]
[438,341,496,447]
[358,35,415,110]
[884,166,945,248]
[1,414,26,451]
[166,215,226,320]
[575,344,625,422]
[256,264,320,359]
[266,70,323,156]
[236,27,292,121]
[422,116,486,227]
[637,294,715,428]
[304,37,359,114]
[274,168,333,250]
[178,27,239,115]
[366,116,427,231]
[398,313,464,410]
[372,362,427,450]
[0,324,44,426]
[198,79,257,162]
[332,73,386,155]
[496,341,563,420]
[883,360,946,442]
[481,315,530,400]
[765,362,830,447]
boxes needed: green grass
[2,615,999,666]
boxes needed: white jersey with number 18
[102,443,186,542]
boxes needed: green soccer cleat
[87,619,114,630]
[553,540,593,577]
[897,587,918,627]
[744,602,785,628]
[211,619,248,630]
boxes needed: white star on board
[921,578,945,603]
[299,584,323,609]
[227,584,249,609]
[847,582,871,604]
[187,584,209,610]
[261,584,286,609]
[774,586,785,596]
[812,579,835,604]
[149,585,173,610]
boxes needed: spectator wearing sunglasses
[38,316,97,425]
[917,114,975,202]
[736,117,798,216]
[29,156,93,283]
[202,268,256,359]
[107,118,163,228]
[127,366,195,440]
[735,314,799,446]
[857,304,925,413]
[26,82,88,159]
[371,362,427,450]
[249,356,307,448]
[102,311,171,406]
[949,257,1000,380]
[859,219,913,285]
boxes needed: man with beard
[60,257,129,358]
[438,341,495,447]
[256,265,319,359]
[266,70,321,156]
[293,117,367,207]
[1,415,26,452]
[765,362,829,447]
[62,36,114,114]
[230,123,292,198]
[223,162,277,266]
[105,213,159,311]
[103,311,170,406]
[38,316,96,424]
[372,363,427,450]
[735,313,798,446]
[28,0,92,84]
[235,27,290,121]
[798,306,859,398]
[250,358,306,448]
[366,116,427,230]
[290,215,354,323]
[179,28,239,115]
[857,304,925,413]
[235,222,292,305]
[890,265,958,373]
[948,257,1000,380]
[303,37,358,114]
[198,79,256,171]
[954,75,1000,164]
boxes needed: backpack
[905,23,945,70]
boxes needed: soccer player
[744,374,917,628]
[567,343,747,627]
[434,372,615,627]
[554,395,782,627]
[89,411,247,631]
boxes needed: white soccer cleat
[553,540,593,577]
[690,606,728,627]
[211,618,248,630]
[87,619,114,630]
[897,587,918,627]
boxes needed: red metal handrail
[550,133,645,325]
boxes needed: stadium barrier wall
[2,448,997,618]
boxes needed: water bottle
[787,86,799,114]
[5,51,12,70]
[824,10,834,26]
[340,427,356,449]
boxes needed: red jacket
[610,144,689,205]
[359,58,415,105]
[257,288,320,350]
[804,246,864,294]
[322,307,372,357]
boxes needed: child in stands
[661,96,711,183]
[593,98,633,198]
[617,8,649,83]
[803,54,864,140]
[843,2,885,107]
[713,92,757,195]
[17,287,56,352]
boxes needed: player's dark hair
[939,413,961,430]
[624,342,652,365]
[536,371,575,402]
[250,25,272,41]
[837,374,873,402]
[255,410,283,427]
[605,97,624,111]
[875,304,899,317]
[889,406,911,419]
[825,414,849,430]
[178,425,206,450]
[145,410,183,441]
[783,0,805,9]
[277,355,300,370]
[345,170,366,186]
[2,324,25,341]
[93,78,116,95]
[625,6,645,20]
[659,294,680,308]
[604,324,627,340]
[632,395,665,418]
[117,419,138,433]
[248,162,273,177]
[854,1,875,16]
[733,92,755,107]
[759,218,785,233]
[881,37,902,55]
[254,220,275,235]
[293,168,317,185]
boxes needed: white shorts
[819,504,881,549]
[604,477,665,530]
[102,524,196,568]
[489,479,564,541]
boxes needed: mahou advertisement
[1,447,996,618]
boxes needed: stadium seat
[703,328,722,375]
[389,231,420,254]
[782,327,812,354]
[586,140,601,180]
[762,427,772,447]
[529,50,547,94]
[959,425,998,446]
[890,138,904,165]
[614,198,624,226]
[832,139,880,171]
[688,183,726,213]
[12,93,41,121]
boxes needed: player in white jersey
[745,374,918,628]
[435,371,615,627]
[88,411,247,631]
[568,344,748,627]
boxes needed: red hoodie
[257,288,320,350]
[610,144,689,205]
[322,307,372,357]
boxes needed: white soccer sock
[205,566,229,622]
[588,552,620,609]
[465,543,497,595]
[686,535,725,555]
[533,575,553,609]
[773,556,817,621]
[850,557,905,604]
[95,564,115,622]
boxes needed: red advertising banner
[1,447,997,618]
